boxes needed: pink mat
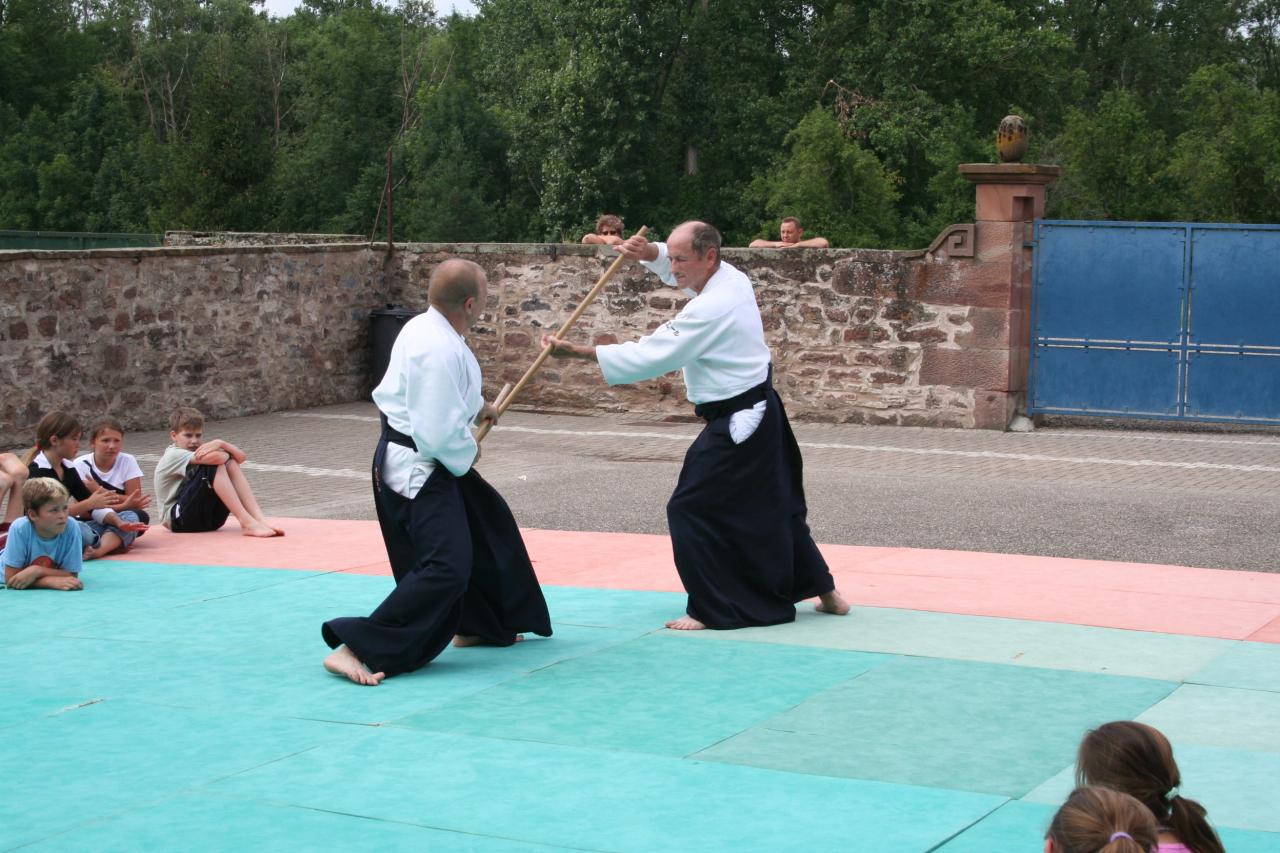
[113,518,1280,642]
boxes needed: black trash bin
[369,305,420,387]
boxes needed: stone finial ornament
[996,115,1028,163]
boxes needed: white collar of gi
[425,305,465,340]
[692,263,727,297]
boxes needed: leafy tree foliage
[749,108,899,247]
[1050,88,1171,221]
[1,0,1278,243]
[1165,64,1280,222]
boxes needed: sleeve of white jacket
[639,242,675,286]
[404,348,477,477]
[597,307,718,386]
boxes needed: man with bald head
[544,222,849,631]
[323,259,551,685]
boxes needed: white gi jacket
[372,307,483,498]
[597,243,771,440]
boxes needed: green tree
[1048,88,1171,221]
[1244,0,1280,92]
[269,1,435,234]
[396,80,513,241]
[475,0,692,238]
[1165,64,1280,222]
[749,107,899,248]
[1046,0,1246,120]
[0,0,97,117]
[0,105,52,228]
[157,0,275,229]
[796,0,1077,245]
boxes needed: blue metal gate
[1028,220,1280,424]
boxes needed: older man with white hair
[545,221,849,631]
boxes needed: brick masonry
[0,215,1032,445]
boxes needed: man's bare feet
[816,589,851,615]
[242,521,279,538]
[452,634,524,647]
[665,615,706,630]
[323,645,385,686]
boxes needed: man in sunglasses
[581,214,625,246]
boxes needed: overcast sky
[259,0,477,18]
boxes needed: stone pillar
[956,163,1060,428]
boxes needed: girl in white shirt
[73,418,152,557]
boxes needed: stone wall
[0,215,1029,446]
[0,244,393,447]
[379,232,995,427]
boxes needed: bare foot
[452,634,524,647]
[270,526,286,537]
[323,645,385,686]
[816,589,851,615]
[242,521,278,538]
[665,615,706,630]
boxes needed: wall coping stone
[0,240,971,264]
[164,230,367,246]
[0,243,377,261]
[959,162,1062,185]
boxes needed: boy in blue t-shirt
[2,478,84,591]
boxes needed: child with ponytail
[1076,721,1225,853]
[1046,786,1157,853]
[24,412,146,553]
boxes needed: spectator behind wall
[581,214,625,246]
[749,216,830,249]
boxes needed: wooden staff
[476,226,647,442]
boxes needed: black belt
[693,368,773,421]
[379,414,417,451]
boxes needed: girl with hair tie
[1076,721,1225,853]
[24,412,145,554]
[1047,786,1157,852]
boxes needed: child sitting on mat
[73,417,153,558]
[154,407,283,537]
[25,411,146,557]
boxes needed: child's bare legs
[87,531,124,559]
[223,460,284,535]
[211,463,278,537]
[0,453,28,526]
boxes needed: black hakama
[321,429,552,677]
[666,375,835,629]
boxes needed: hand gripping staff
[475,226,648,442]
